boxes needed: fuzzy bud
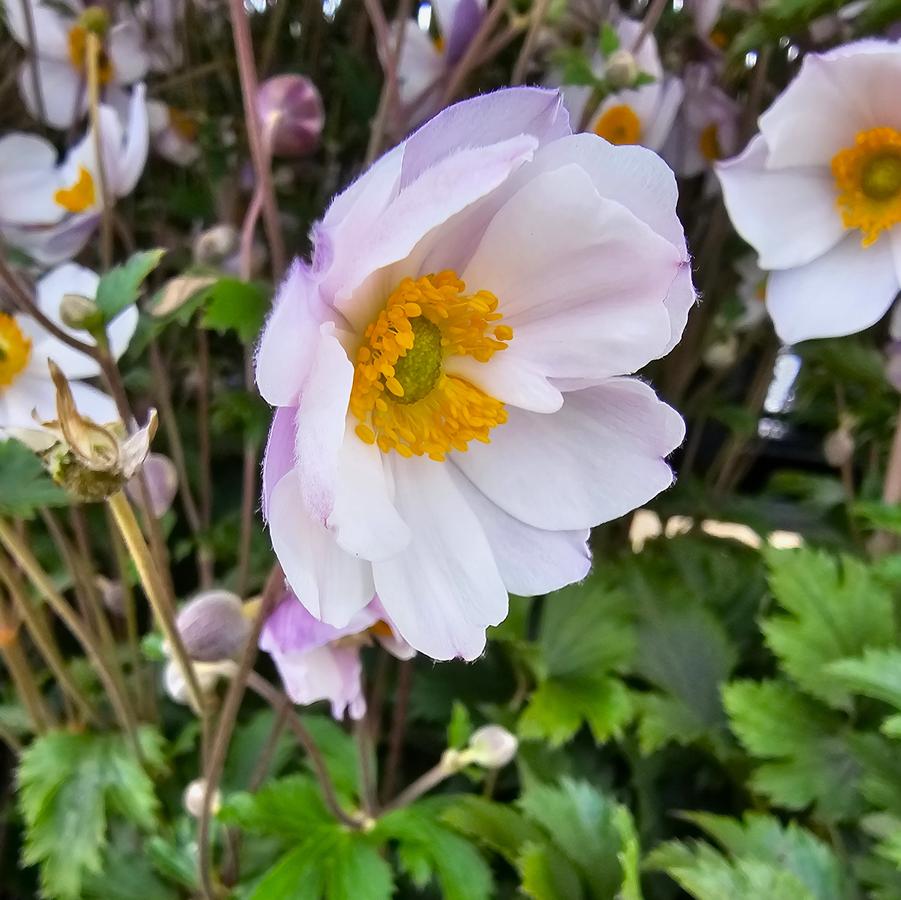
[465,725,518,769]
[59,293,103,332]
[183,778,220,818]
[193,225,239,266]
[823,427,855,468]
[257,74,325,158]
[176,590,250,662]
[605,49,639,89]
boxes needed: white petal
[294,324,354,523]
[269,472,374,625]
[394,21,444,108]
[0,373,56,428]
[373,456,507,661]
[262,405,296,520]
[109,22,150,84]
[642,77,684,152]
[327,423,411,561]
[68,380,119,423]
[0,134,62,224]
[450,466,590,596]
[1,214,99,266]
[767,235,900,343]
[445,352,563,413]
[454,378,685,531]
[716,135,844,270]
[18,58,85,130]
[115,84,149,196]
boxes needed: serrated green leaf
[763,549,894,708]
[0,440,70,517]
[827,648,901,711]
[199,277,268,343]
[299,714,361,799]
[553,47,601,87]
[441,796,544,863]
[519,841,585,900]
[95,249,166,320]
[218,775,330,838]
[599,22,619,55]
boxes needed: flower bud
[95,575,125,617]
[163,657,236,704]
[605,49,639,89]
[256,74,325,158]
[193,224,238,266]
[823,427,855,468]
[703,334,738,371]
[183,778,220,818]
[465,725,518,769]
[127,452,178,518]
[176,590,250,661]
[59,293,103,331]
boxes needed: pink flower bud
[257,75,324,158]
[175,590,250,661]
[127,452,178,518]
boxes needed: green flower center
[392,317,443,405]
[862,153,901,202]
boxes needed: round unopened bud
[823,427,855,468]
[605,49,639,89]
[257,74,325,158]
[703,334,738,371]
[183,778,221,818]
[193,224,239,266]
[465,725,518,769]
[176,590,250,662]
[59,293,102,331]
[127,452,178,518]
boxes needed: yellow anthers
[67,22,114,83]
[0,314,32,389]
[699,123,722,162]
[350,271,511,461]
[593,104,642,146]
[54,165,96,213]
[832,126,901,247]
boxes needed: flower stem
[86,32,114,269]
[382,750,463,812]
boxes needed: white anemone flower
[3,0,149,129]
[257,88,693,660]
[0,263,137,430]
[717,40,901,343]
[147,99,200,167]
[562,17,684,152]
[0,85,149,266]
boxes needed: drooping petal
[373,456,507,661]
[115,83,150,196]
[443,0,484,64]
[108,21,150,84]
[450,466,590,596]
[18,57,85,130]
[454,378,685,531]
[766,234,900,343]
[716,135,845,270]
[261,405,297,519]
[268,472,374,625]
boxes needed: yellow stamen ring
[832,126,901,247]
[350,271,511,462]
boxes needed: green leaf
[95,249,166,320]
[18,728,162,899]
[827,647,901,713]
[552,47,601,87]
[441,796,544,863]
[599,22,619,55]
[763,548,894,708]
[447,701,472,749]
[723,680,863,819]
[0,440,70,517]
[218,775,330,839]
[199,277,269,343]
[519,842,585,900]
[299,714,361,799]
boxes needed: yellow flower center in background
[67,19,114,84]
[169,108,199,142]
[832,127,901,246]
[593,104,642,145]
[699,123,722,162]
[350,271,512,461]
[0,314,32,389]
[54,165,96,213]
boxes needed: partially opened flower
[147,100,200,167]
[260,595,414,720]
[562,17,684,151]
[3,0,149,129]
[0,263,137,432]
[0,85,149,266]
[392,0,486,126]
[257,88,692,660]
[717,40,901,343]
[663,63,739,177]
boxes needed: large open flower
[257,87,692,660]
[3,0,149,129]
[0,85,148,266]
[0,263,137,430]
[717,40,901,343]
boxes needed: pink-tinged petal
[716,135,844,270]
[450,466,590,596]
[454,378,685,531]
[262,594,377,654]
[373,456,507,661]
[18,57,85,130]
[130,452,178,517]
[327,423,411,561]
[394,20,444,109]
[443,0,484,64]
[294,324,354,524]
[109,22,150,84]
[759,42,901,170]
[462,164,677,379]
[332,134,539,329]
[256,260,329,406]
[268,472,374,625]
[0,134,62,224]
[261,405,297,519]
[766,235,899,343]
[445,353,563,413]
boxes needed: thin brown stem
[511,0,550,85]
[381,658,412,803]
[18,0,47,126]
[440,0,509,107]
[0,606,53,734]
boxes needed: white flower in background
[3,0,149,129]
[562,17,684,151]
[717,40,901,343]
[148,99,200,167]
[0,85,149,266]
[734,253,769,332]
[0,263,137,430]
[663,63,740,177]
[393,0,486,125]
